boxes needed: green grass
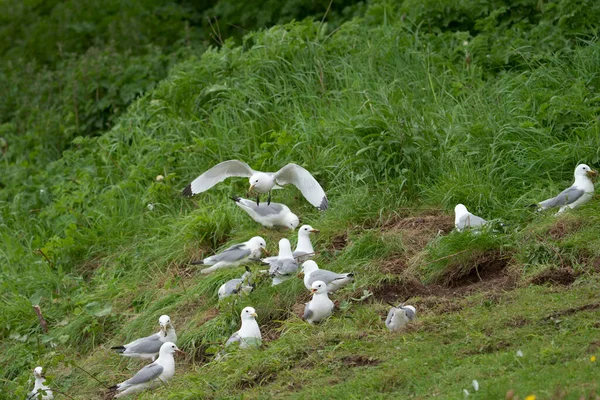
[3,0,600,398]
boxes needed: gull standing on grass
[385,304,416,331]
[301,260,354,293]
[225,307,262,349]
[230,196,299,229]
[111,315,177,361]
[266,239,298,286]
[191,236,267,274]
[454,204,488,232]
[108,342,184,398]
[304,281,334,324]
[537,163,597,214]
[182,160,329,210]
[218,266,255,300]
[262,225,319,263]
[28,367,53,400]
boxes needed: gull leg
[256,194,260,206]
[267,191,272,206]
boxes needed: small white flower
[516,350,524,357]
[147,203,155,211]
[472,380,479,391]
[156,175,164,182]
[463,40,469,46]
[39,189,45,194]
[463,389,470,397]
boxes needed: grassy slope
[3,1,600,399]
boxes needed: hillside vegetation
[2,0,600,398]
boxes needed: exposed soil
[547,218,583,240]
[383,213,454,258]
[444,251,513,288]
[330,232,348,251]
[530,267,579,286]
[340,355,380,367]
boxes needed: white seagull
[182,160,328,210]
[385,304,416,331]
[262,225,319,264]
[454,204,488,232]
[109,342,184,398]
[28,367,53,400]
[218,266,255,300]
[230,196,299,229]
[303,280,334,324]
[111,315,177,361]
[266,239,298,286]
[537,163,597,214]
[191,236,266,274]
[225,306,262,349]
[301,260,354,293]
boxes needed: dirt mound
[444,250,513,288]
[340,355,380,367]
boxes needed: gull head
[160,341,185,356]
[285,213,300,230]
[241,306,258,320]
[298,224,319,237]
[454,203,468,224]
[247,237,267,259]
[33,366,44,379]
[277,238,293,258]
[574,163,598,180]
[159,315,172,336]
[301,260,319,275]
[310,280,327,294]
[248,173,274,193]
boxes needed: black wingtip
[108,385,118,391]
[230,195,242,202]
[190,260,204,265]
[318,196,329,211]
[182,184,193,197]
[245,266,251,272]
[110,346,125,353]
[347,272,355,278]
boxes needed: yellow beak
[249,184,256,192]
[175,349,186,356]
[587,169,598,178]
[309,229,320,233]
[311,289,317,293]
[250,313,258,317]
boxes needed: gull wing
[308,270,349,286]
[124,333,163,355]
[457,213,487,230]
[274,163,328,210]
[206,244,251,264]
[183,160,254,196]
[539,185,585,209]
[123,363,164,386]
[225,330,242,346]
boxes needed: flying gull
[303,280,334,324]
[191,236,266,274]
[225,306,262,349]
[182,160,328,210]
[537,163,597,214]
[454,204,488,232]
[266,239,298,286]
[218,266,255,300]
[230,196,299,229]
[111,315,177,361]
[301,260,354,293]
[385,304,416,331]
[28,367,53,400]
[108,342,184,398]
